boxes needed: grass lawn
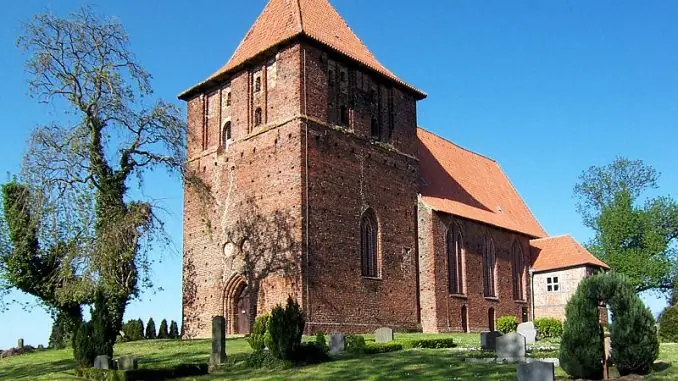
[1,334,676,380]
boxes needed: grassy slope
[1,335,676,380]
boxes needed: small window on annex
[254,108,263,127]
[547,276,560,292]
[222,121,232,146]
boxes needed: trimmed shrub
[158,319,169,339]
[247,314,270,352]
[496,315,518,334]
[405,337,456,349]
[245,350,291,369]
[345,335,366,353]
[534,317,563,339]
[659,305,678,343]
[264,297,305,360]
[560,272,659,379]
[169,321,179,339]
[145,318,156,340]
[363,342,403,354]
[72,322,96,367]
[314,332,329,353]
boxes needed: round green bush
[534,317,563,339]
[559,272,659,379]
[496,315,518,334]
[659,305,678,343]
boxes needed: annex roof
[530,235,610,272]
[418,128,547,238]
[179,0,426,100]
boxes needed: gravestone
[118,355,139,371]
[496,332,526,362]
[209,316,227,366]
[94,355,116,370]
[375,327,394,343]
[329,333,345,355]
[17,338,24,349]
[517,322,537,344]
[480,331,503,351]
[518,361,554,381]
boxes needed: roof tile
[530,235,609,272]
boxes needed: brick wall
[418,208,532,332]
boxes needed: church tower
[180,0,426,337]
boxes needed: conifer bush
[659,305,678,343]
[264,297,305,361]
[122,320,144,342]
[145,318,157,340]
[248,314,270,352]
[90,289,114,358]
[72,322,95,367]
[158,319,169,339]
[169,320,180,339]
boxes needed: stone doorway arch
[223,274,251,335]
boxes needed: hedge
[74,363,208,381]
[534,317,563,339]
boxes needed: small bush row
[121,318,180,342]
[343,335,455,354]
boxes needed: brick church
[180,0,608,338]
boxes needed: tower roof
[179,0,426,100]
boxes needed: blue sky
[1,0,676,349]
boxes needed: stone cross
[375,327,394,343]
[210,316,227,367]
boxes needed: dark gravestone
[480,331,503,351]
[17,338,24,349]
[94,355,116,370]
[375,327,394,343]
[210,316,227,366]
[518,361,554,381]
[118,355,139,371]
[496,332,526,362]
[329,333,345,355]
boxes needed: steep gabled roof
[530,235,609,272]
[179,0,426,100]
[417,128,547,238]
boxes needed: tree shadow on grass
[0,358,76,380]
[198,350,518,381]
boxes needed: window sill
[484,296,500,302]
[362,276,382,281]
[514,299,528,304]
[449,293,468,299]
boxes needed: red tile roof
[417,128,547,238]
[179,0,426,99]
[530,235,609,272]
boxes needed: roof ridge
[294,0,304,33]
[417,127,497,163]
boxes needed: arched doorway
[235,283,251,335]
[461,305,469,333]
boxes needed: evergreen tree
[169,320,179,339]
[137,318,145,340]
[145,317,156,339]
[90,288,115,357]
[158,319,168,339]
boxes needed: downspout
[529,268,535,321]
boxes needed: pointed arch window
[447,224,465,295]
[512,241,525,300]
[254,108,263,127]
[222,121,232,147]
[483,236,497,297]
[371,117,380,140]
[360,209,379,278]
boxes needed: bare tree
[8,6,186,341]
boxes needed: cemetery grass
[1,335,677,380]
